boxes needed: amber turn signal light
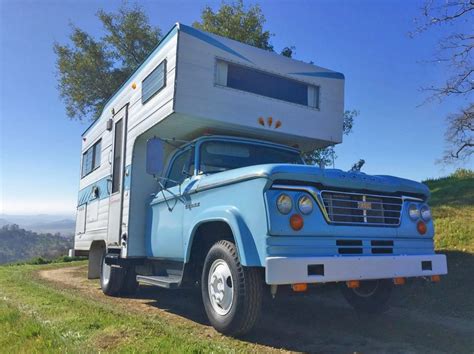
[393,277,406,285]
[290,214,304,231]
[417,221,427,235]
[431,275,441,283]
[346,280,360,289]
[291,283,308,292]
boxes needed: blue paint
[77,164,131,206]
[289,71,345,80]
[180,24,252,63]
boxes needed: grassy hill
[0,225,73,264]
[0,169,472,352]
[424,168,474,252]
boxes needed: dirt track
[38,266,474,353]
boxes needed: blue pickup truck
[74,23,447,336]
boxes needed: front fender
[185,206,261,266]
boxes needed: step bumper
[265,254,447,285]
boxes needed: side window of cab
[165,148,194,188]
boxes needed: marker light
[131,82,137,89]
[258,117,265,126]
[393,277,406,285]
[346,280,360,289]
[420,205,432,221]
[290,214,304,231]
[298,195,313,215]
[408,204,420,220]
[267,116,273,127]
[276,194,292,214]
[275,120,282,129]
[291,283,308,292]
[417,220,427,235]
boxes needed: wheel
[201,240,263,336]
[121,265,139,295]
[100,251,125,296]
[341,279,393,314]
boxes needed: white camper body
[75,23,345,261]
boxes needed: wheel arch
[185,207,261,267]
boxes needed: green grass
[424,168,474,252]
[0,262,257,353]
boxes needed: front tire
[100,252,125,296]
[201,240,262,336]
[341,279,393,314]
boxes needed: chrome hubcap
[102,256,111,286]
[208,259,234,315]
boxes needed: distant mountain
[0,214,75,236]
[0,224,73,264]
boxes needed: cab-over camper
[75,23,447,335]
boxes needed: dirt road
[38,265,473,353]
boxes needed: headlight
[420,205,431,221]
[276,194,292,214]
[408,203,420,220]
[298,195,313,215]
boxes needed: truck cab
[74,23,447,336]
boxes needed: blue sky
[0,0,471,215]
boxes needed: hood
[194,164,430,199]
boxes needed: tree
[54,4,161,121]
[193,0,273,51]
[413,0,473,163]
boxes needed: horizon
[0,0,471,215]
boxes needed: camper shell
[74,23,446,336]
[76,23,345,258]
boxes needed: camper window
[142,59,167,104]
[216,59,319,109]
[81,139,102,178]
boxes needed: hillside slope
[424,169,474,252]
[0,225,73,264]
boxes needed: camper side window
[81,140,102,178]
[142,59,167,104]
[216,59,320,109]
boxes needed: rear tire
[341,279,393,314]
[201,240,262,336]
[100,252,125,296]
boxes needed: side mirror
[146,138,165,176]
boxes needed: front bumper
[265,254,447,285]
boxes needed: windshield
[199,140,303,174]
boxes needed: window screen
[216,60,319,108]
[81,139,102,178]
[142,60,167,103]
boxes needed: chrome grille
[320,190,402,226]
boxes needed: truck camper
[75,23,447,335]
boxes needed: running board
[136,275,181,289]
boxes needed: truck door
[107,104,128,246]
[148,147,194,259]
